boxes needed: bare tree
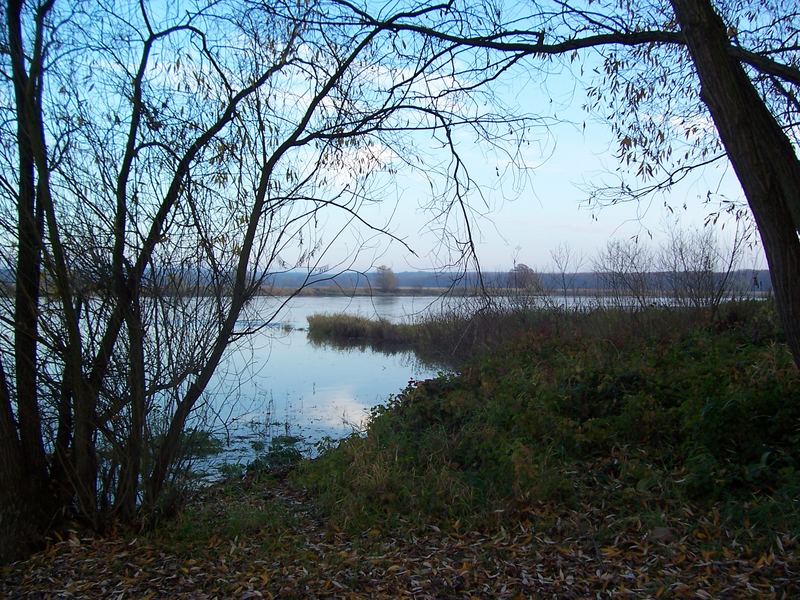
[593,239,654,309]
[657,224,746,313]
[0,0,534,561]
[374,265,398,293]
[593,226,746,313]
[339,0,800,366]
[549,243,584,309]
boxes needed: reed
[306,299,774,368]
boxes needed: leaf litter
[1,476,798,599]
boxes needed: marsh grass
[307,298,778,368]
[307,314,416,347]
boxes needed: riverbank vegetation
[293,300,800,596]
[5,299,799,596]
[307,296,767,367]
[301,300,800,534]
[307,223,768,366]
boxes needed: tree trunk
[0,0,56,563]
[116,298,146,521]
[0,358,35,564]
[8,0,48,483]
[0,435,36,564]
[670,0,800,367]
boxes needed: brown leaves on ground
[1,480,798,599]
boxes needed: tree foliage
[0,0,534,561]
[508,263,543,292]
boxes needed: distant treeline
[262,269,772,294]
[3,268,770,297]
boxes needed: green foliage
[296,302,800,537]
[217,462,246,480]
[147,429,224,460]
[182,430,225,458]
[148,480,296,555]
[248,435,305,473]
[140,429,223,490]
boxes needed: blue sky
[351,66,763,274]
[64,0,764,278]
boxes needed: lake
[194,295,447,472]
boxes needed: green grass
[296,300,800,539]
[147,477,297,555]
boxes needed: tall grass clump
[306,313,418,352]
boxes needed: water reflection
[197,296,445,471]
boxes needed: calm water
[195,295,446,470]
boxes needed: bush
[247,435,305,474]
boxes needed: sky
[347,67,764,275]
[53,0,767,279]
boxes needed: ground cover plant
[300,300,800,539]
[3,300,799,597]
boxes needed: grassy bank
[4,300,800,597]
[299,300,800,541]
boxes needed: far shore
[257,286,771,299]
[20,284,770,300]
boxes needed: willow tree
[0,0,532,561]
[340,0,800,365]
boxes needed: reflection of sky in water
[197,296,445,465]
